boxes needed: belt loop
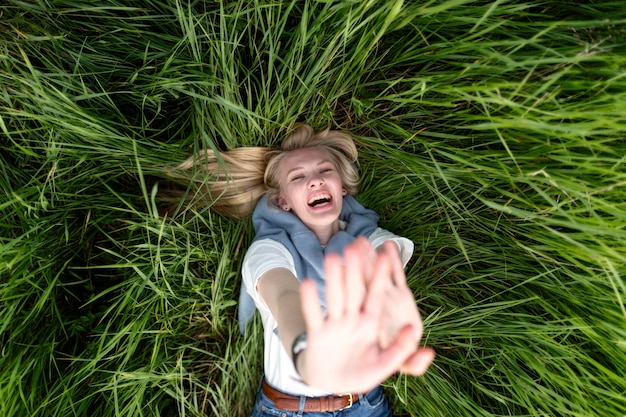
[296,394,306,417]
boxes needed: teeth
[308,193,331,205]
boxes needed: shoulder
[368,227,415,267]
[242,239,297,283]
[246,238,294,259]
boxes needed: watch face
[292,332,308,354]
[291,332,308,374]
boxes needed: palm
[298,237,433,393]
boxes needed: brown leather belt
[261,378,357,412]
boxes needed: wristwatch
[291,331,308,374]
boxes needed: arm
[257,238,434,394]
[257,267,306,365]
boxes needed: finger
[399,347,436,376]
[355,237,377,285]
[383,241,407,287]
[362,251,393,319]
[370,324,417,376]
[344,238,370,314]
[323,252,345,319]
[300,278,324,332]
[359,237,377,284]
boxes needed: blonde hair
[164,124,360,218]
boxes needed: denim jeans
[250,383,393,417]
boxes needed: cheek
[332,176,344,190]
[281,185,299,205]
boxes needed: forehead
[280,147,333,172]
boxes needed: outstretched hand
[297,237,434,394]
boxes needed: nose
[308,175,324,188]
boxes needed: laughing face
[277,146,346,245]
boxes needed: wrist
[291,331,308,377]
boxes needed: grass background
[1,0,625,416]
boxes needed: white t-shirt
[241,227,414,397]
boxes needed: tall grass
[1,1,624,416]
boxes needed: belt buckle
[339,393,354,410]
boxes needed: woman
[169,125,434,416]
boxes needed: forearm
[257,268,307,368]
[274,289,307,363]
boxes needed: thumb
[375,324,418,374]
[400,347,436,376]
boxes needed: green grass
[1,1,625,416]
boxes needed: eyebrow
[286,160,333,176]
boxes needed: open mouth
[307,193,332,208]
